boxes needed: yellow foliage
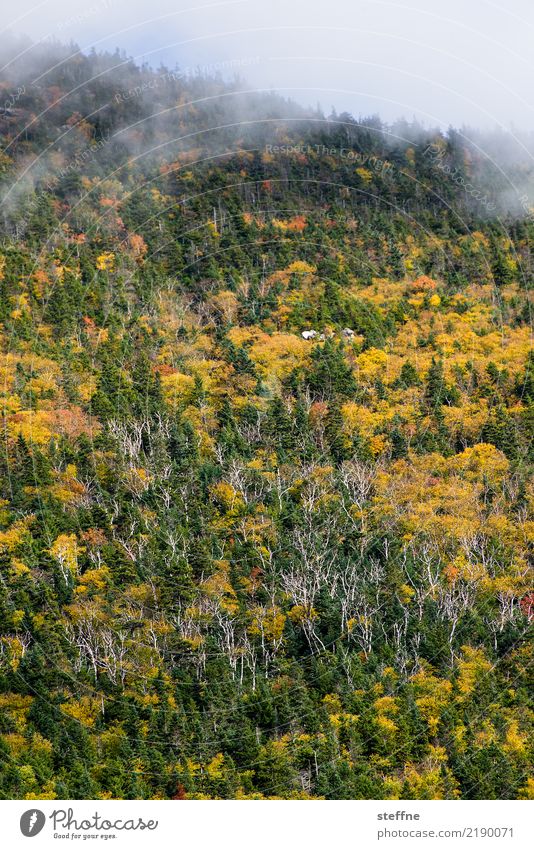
[11,558,30,576]
[76,567,110,593]
[286,260,316,274]
[473,719,497,748]
[518,778,534,799]
[503,721,527,756]
[356,347,388,381]
[356,167,373,183]
[0,636,27,670]
[376,715,398,735]
[49,533,84,579]
[374,695,399,715]
[8,410,53,445]
[206,752,225,778]
[450,443,509,483]
[401,756,459,799]
[442,399,489,440]
[96,251,115,271]
[61,697,101,727]
[207,289,239,322]
[323,693,343,715]
[372,449,514,545]
[248,606,286,644]
[0,518,31,553]
[411,669,452,734]
[456,646,492,697]
[51,464,86,505]
[3,733,27,753]
[272,215,307,232]
[369,434,387,457]
[382,776,403,799]
[288,604,318,624]
[201,561,239,613]
[398,583,415,604]
[161,371,195,405]
[210,481,243,512]
[24,779,57,800]
[342,402,378,437]
[227,327,309,381]
[11,609,25,628]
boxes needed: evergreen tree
[306,339,358,400]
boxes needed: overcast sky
[3,0,534,130]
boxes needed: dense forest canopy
[0,36,532,800]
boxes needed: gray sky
[4,0,534,129]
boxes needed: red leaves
[520,592,534,620]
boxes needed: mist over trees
[0,38,532,800]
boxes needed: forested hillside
[0,38,532,800]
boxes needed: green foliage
[0,39,531,802]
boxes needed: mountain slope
[0,40,532,800]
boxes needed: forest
[0,36,532,800]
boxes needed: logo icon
[20,810,46,837]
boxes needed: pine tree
[396,361,420,388]
[267,396,294,457]
[481,405,518,460]
[306,339,358,400]
[425,357,455,408]
[391,426,408,459]
[325,400,348,463]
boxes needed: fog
[3,0,534,132]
